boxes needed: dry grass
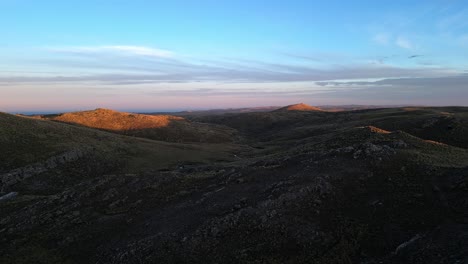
[365,126,391,134]
[53,108,184,131]
[51,108,236,143]
[276,103,322,112]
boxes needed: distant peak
[276,103,322,112]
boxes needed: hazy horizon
[1,1,468,111]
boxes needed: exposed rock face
[0,192,17,202]
[0,149,85,192]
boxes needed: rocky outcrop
[352,142,397,159]
[0,149,85,192]
[0,192,17,202]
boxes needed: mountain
[49,108,237,143]
[1,105,468,264]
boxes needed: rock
[394,234,422,255]
[0,149,86,190]
[391,140,408,149]
[267,210,277,218]
[341,146,355,153]
[353,150,362,159]
[0,192,18,202]
[102,188,118,201]
[178,190,190,196]
[353,143,396,159]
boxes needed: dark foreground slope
[1,107,468,264]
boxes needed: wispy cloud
[372,33,416,51]
[48,45,174,58]
[316,74,468,88]
[0,44,461,87]
[0,64,458,85]
[1,43,466,108]
[373,33,391,45]
[312,74,468,106]
[281,51,352,63]
[395,37,412,49]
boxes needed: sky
[1,0,468,112]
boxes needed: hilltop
[275,103,322,112]
[0,112,242,179]
[50,108,237,143]
[53,108,185,130]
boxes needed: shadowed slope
[197,106,468,149]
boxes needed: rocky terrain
[1,105,468,263]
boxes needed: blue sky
[1,0,468,112]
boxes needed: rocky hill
[50,108,237,143]
[0,112,242,192]
[275,103,322,112]
[1,106,468,263]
